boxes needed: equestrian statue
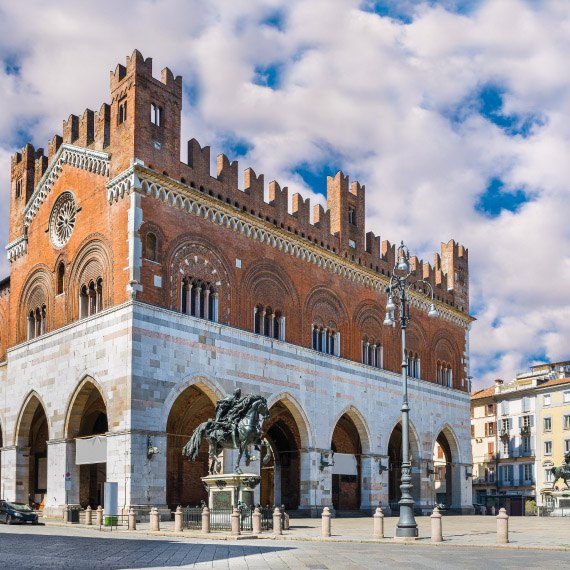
[182,389,270,474]
[551,452,570,490]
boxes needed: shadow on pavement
[0,532,295,569]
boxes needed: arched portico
[433,424,462,510]
[261,398,306,510]
[15,392,50,506]
[65,378,108,508]
[165,384,217,507]
[386,420,421,512]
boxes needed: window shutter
[530,415,534,427]
[530,436,535,454]
[518,464,523,483]
[518,416,522,428]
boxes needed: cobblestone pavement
[0,521,568,569]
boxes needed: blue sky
[0,0,569,389]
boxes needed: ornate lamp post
[383,241,438,538]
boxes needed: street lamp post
[383,241,438,538]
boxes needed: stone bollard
[231,507,241,536]
[321,506,331,538]
[201,506,210,533]
[496,507,509,544]
[128,507,136,531]
[63,504,69,523]
[85,505,92,526]
[273,507,282,535]
[431,507,443,542]
[252,507,262,535]
[95,505,103,526]
[283,512,290,530]
[373,506,384,539]
[174,506,183,533]
[150,507,160,532]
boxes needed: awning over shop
[75,435,107,465]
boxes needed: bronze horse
[182,396,269,474]
[551,452,570,490]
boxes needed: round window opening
[50,192,77,248]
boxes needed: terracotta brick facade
[0,51,474,517]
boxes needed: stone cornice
[23,144,110,228]
[108,166,473,329]
[5,235,27,262]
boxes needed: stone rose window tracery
[50,192,77,248]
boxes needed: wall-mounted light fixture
[320,451,334,471]
[147,436,160,460]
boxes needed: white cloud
[0,0,569,388]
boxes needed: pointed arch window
[27,304,47,340]
[145,232,158,262]
[79,278,103,319]
[406,351,420,379]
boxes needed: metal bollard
[231,507,241,536]
[431,507,443,542]
[85,505,92,526]
[174,506,183,532]
[496,507,509,544]
[273,507,282,535]
[150,507,160,531]
[202,506,210,533]
[373,506,384,539]
[128,507,136,531]
[252,507,262,534]
[95,505,103,526]
[321,506,331,538]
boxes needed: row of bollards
[70,503,510,544]
[320,505,509,544]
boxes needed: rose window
[50,192,77,248]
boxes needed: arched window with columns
[312,324,340,356]
[254,305,285,340]
[361,336,383,368]
[181,278,219,322]
[407,351,420,379]
[79,277,104,319]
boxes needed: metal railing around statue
[182,505,276,531]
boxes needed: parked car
[0,501,39,524]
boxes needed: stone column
[194,286,202,318]
[126,432,168,510]
[298,449,333,517]
[0,446,18,502]
[203,289,210,321]
[360,455,387,512]
[44,439,76,518]
[185,282,192,315]
[259,310,266,336]
[212,292,219,322]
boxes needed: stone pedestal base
[202,473,261,509]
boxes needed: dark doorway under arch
[434,432,453,508]
[261,402,301,510]
[166,385,216,508]
[331,414,362,512]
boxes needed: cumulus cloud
[0,0,568,388]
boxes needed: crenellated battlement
[7,49,469,312]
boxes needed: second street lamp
[384,241,438,538]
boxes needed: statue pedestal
[547,491,570,517]
[202,473,261,510]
